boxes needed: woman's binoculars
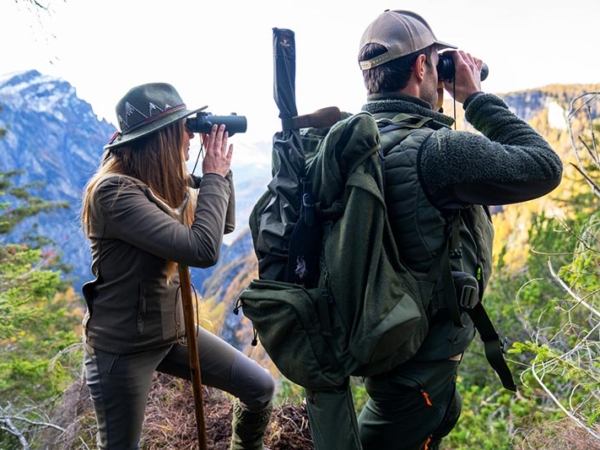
[186,112,247,136]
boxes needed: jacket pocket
[82,277,100,314]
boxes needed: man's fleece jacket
[362,91,563,360]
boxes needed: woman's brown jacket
[82,172,234,354]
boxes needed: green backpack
[237,111,436,389]
[237,109,516,392]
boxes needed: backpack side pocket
[238,279,347,389]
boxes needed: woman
[80,82,274,450]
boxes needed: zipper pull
[251,327,258,346]
[421,390,433,407]
[233,298,242,315]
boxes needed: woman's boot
[230,399,273,450]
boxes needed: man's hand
[443,50,483,104]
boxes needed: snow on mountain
[0,69,272,293]
[0,69,578,295]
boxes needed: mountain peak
[0,70,593,301]
[0,69,76,114]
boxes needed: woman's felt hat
[104,82,207,150]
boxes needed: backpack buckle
[500,336,508,354]
[459,284,479,309]
[452,272,480,309]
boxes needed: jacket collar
[361,92,455,127]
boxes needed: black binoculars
[186,112,247,136]
[437,53,489,82]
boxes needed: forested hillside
[2,84,600,449]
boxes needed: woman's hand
[201,124,233,177]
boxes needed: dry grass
[42,373,600,449]
[513,418,600,450]
[42,372,314,449]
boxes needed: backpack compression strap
[445,211,517,392]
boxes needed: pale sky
[2,0,599,161]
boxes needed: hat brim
[104,105,208,150]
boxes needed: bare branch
[531,361,600,442]
[548,260,600,320]
[0,416,31,449]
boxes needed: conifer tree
[0,167,81,448]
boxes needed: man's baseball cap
[358,10,457,70]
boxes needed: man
[306,9,563,450]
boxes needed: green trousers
[305,359,461,450]
[84,326,274,449]
[305,381,362,450]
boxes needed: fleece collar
[361,92,455,127]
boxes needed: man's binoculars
[437,53,489,82]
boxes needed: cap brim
[435,40,458,51]
[359,39,458,70]
[105,105,208,150]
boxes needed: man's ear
[415,54,427,81]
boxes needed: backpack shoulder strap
[379,113,433,131]
[444,211,517,392]
[376,113,440,152]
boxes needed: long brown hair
[81,121,194,277]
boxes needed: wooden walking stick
[146,179,211,447]
[171,192,207,449]
[179,262,209,450]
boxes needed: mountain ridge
[1,69,598,331]
[0,69,271,294]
